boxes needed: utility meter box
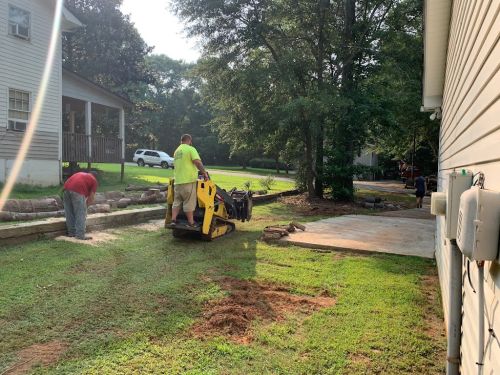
[445,171,473,239]
[431,192,446,216]
[457,187,500,261]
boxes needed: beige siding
[0,128,58,159]
[0,0,61,160]
[437,0,500,373]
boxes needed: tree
[63,0,154,94]
[365,0,439,174]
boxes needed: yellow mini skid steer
[165,177,252,240]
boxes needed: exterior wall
[0,0,61,182]
[0,158,59,186]
[354,151,378,167]
[436,0,500,373]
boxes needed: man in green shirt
[170,134,209,227]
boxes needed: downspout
[447,240,462,375]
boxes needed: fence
[63,132,122,163]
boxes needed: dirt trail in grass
[3,341,67,375]
[192,277,335,344]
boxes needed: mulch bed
[278,193,410,216]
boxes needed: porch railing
[63,132,122,163]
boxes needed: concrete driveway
[280,213,435,258]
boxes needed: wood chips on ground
[191,277,335,344]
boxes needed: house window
[8,89,30,132]
[8,5,30,40]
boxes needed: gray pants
[63,190,87,239]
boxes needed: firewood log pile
[0,188,168,222]
[261,221,306,241]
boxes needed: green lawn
[5,164,296,200]
[207,165,296,177]
[0,202,445,374]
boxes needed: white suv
[133,149,174,169]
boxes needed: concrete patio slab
[280,214,435,258]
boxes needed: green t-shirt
[173,144,201,185]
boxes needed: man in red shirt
[63,172,98,240]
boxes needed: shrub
[259,175,276,191]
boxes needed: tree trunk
[313,0,329,199]
[330,0,356,201]
[304,123,316,197]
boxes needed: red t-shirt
[64,172,98,198]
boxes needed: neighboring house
[422,0,500,373]
[0,0,131,186]
[354,147,378,180]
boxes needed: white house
[0,0,131,186]
[423,0,500,373]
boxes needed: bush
[259,175,276,191]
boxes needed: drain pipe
[476,261,485,375]
[447,240,462,375]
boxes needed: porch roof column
[119,107,125,181]
[85,101,92,163]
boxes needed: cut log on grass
[126,185,167,192]
[104,191,125,200]
[87,204,111,214]
[117,198,132,209]
[291,222,306,231]
[2,198,63,213]
[0,210,65,222]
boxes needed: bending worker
[170,134,208,227]
[63,171,98,240]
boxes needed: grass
[5,163,296,200]
[0,202,445,374]
[207,165,296,177]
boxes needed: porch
[61,69,132,180]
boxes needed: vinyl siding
[0,0,61,161]
[436,0,500,373]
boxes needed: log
[104,191,124,200]
[125,184,167,192]
[263,227,290,236]
[0,210,65,222]
[87,204,111,214]
[291,221,306,231]
[3,197,63,213]
[117,198,132,209]
[93,193,108,205]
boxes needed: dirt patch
[192,277,335,343]
[421,272,446,340]
[279,194,361,216]
[278,193,409,217]
[4,341,67,375]
[54,232,117,247]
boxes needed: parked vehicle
[133,149,174,168]
[400,166,422,181]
